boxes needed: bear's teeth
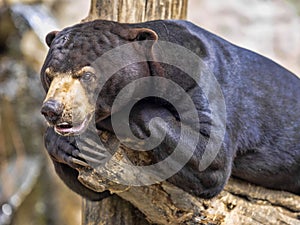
[54,117,90,136]
[57,122,72,129]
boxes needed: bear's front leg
[44,127,111,201]
[98,101,232,199]
[129,102,232,199]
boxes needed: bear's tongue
[55,118,89,136]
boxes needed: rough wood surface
[82,0,187,23]
[82,195,150,225]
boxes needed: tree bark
[82,194,150,225]
[82,0,187,23]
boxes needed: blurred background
[0,0,299,225]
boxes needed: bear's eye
[81,72,94,82]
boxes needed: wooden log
[82,195,150,225]
[82,0,187,23]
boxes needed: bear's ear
[45,31,59,47]
[129,28,158,41]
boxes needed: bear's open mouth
[54,115,91,136]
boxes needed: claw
[80,145,108,158]
[78,153,106,165]
[84,138,100,147]
[71,158,90,167]
[85,139,107,152]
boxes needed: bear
[40,19,300,201]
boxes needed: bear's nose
[41,99,64,124]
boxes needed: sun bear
[40,20,300,200]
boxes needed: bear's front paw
[44,127,89,168]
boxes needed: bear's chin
[54,115,92,136]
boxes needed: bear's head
[40,20,158,136]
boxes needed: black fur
[41,20,300,200]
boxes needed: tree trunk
[82,0,187,23]
[81,1,188,225]
[82,194,150,225]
